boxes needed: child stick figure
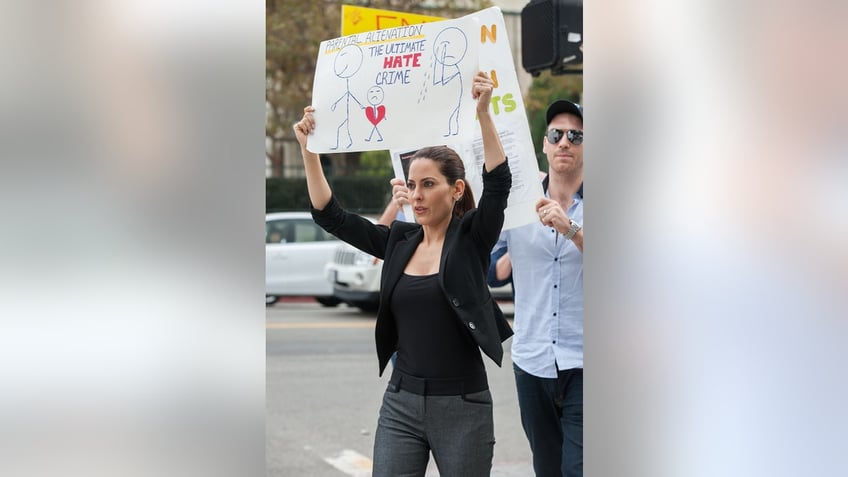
[364,85,387,142]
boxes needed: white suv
[324,242,382,312]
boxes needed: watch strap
[563,219,582,240]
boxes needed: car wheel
[266,295,278,306]
[353,300,379,313]
[315,296,342,307]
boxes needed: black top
[391,273,485,378]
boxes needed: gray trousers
[372,384,495,477]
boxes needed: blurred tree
[524,71,583,171]
[266,0,491,177]
[266,0,332,143]
[356,150,393,178]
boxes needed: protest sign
[310,7,543,229]
[466,7,544,229]
[308,16,480,153]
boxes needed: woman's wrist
[301,147,319,160]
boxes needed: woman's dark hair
[410,146,475,218]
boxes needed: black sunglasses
[546,128,583,146]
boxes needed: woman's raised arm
[471,71,506,173]
[293,106,332,210]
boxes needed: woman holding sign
[294,71,511,476]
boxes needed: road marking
[322,448,532,476]
[266,322,375,330]
[324,449,373,477]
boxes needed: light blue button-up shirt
[496,194,583,378]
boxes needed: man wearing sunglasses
[492,100,584,477]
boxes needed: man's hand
[390,177,410,209]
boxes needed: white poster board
[310,7,543,230]
[466,7,544,229]
[309,17,479,152]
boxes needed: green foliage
[356,150,393,177]
[267,175,393,214]
[331,175,394,211]
[525,72,583,171]
[266,1,333,138]
[266,177,310,211]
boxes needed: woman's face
[406,158,463,226]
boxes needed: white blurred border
[588,0,847,476]
[0,1,265,476]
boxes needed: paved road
[266,300,533,476]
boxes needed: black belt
[389,370,488,396]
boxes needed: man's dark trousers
[514,364,583,477]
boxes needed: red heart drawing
[365,105,386,126]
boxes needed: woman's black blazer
[312,162,513,376]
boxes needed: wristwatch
[562,219,582,240]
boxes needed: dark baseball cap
[546,100,583,125]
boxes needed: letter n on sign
[480,24,496,43]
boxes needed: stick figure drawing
[364,85,387,142]
[432,27,468,137]
[330,44,365,150]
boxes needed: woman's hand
[292,106,316,148]
[294,105,331,209]
[472,71,506,172]
[471,71,494,115]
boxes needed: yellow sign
[341,4,445,36]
